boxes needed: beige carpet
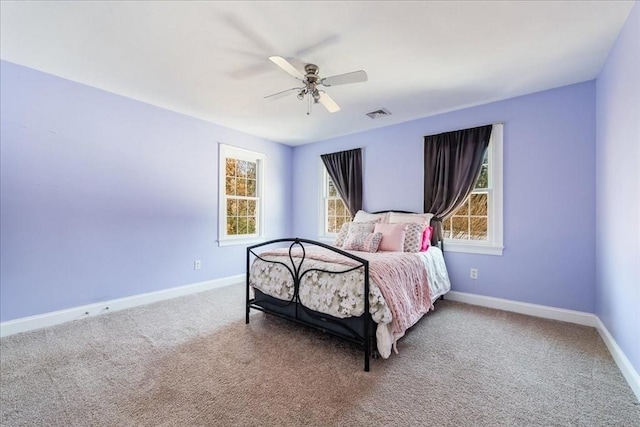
[1,284,638,426]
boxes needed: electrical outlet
[470,268,478,279]
[194,260,201,270]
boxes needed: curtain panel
[321,148,363,217]
[423,124,493,244]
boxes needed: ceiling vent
[365,108,391,119]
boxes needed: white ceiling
[0,1,634,146]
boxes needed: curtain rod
[423,122,503,138]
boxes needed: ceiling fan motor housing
[304,63,320,84]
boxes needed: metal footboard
[246,238,375,371]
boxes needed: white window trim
[443,123,504,256]
[317,160,335,242]
[218,144,266,247]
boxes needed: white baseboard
[445,291,598,326]
[0,274,246,338]
[595,317,640,401]
[445,291,640,401]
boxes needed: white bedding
[249,246,451,358]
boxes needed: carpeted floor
[1,284,638,426]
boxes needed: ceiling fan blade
[264,87,301,100]
[321,70,368,87]
[294,34,340,57]
[222,13,275,53]
[269,56,305,80]
[318,92,341,113]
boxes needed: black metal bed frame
[246,238,377,371]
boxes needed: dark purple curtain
[423,125,493,244]
[321,148,363,217]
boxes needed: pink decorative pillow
[374,223,408,252]
[421,226,433,251]
[343,232,383,253]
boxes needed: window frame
[218,144,266,247]
[443,123,504,256]
[317,160,351,241]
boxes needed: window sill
[317,235,336,243]
[218,237,266,247]
[443,241,503,256]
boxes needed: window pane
[238,199,248,216]
[226,158,236,177]
[236,178,247,196]
[336,199,345,216]
[247,199,256,216]
[236,160,248,177]
[451,197,470,216]
[328,217,337,233]
[328,179,337,197]
[227,199,237,216]
[225,177,236,196]
[470,193,487,215]
[237,217,248,235]
[247,179,257,197]
[227,217,238,235]
[247,217,256,234]
[470,217,488,240]
[247,162,257,179]
[475,164,489,189]
[328,199,336,216]
[451,217,469,239]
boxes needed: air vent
[365,108,391,119]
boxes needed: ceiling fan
[265,56,368,115]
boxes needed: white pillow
[388,212,433,225]
[353,210,389,223]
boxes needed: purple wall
[0,61,293,322]
[292,82,596,313]
[596,3,639,375]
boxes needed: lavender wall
[292,82,596,313]
[596,3,639,375]
[0,61,293,322]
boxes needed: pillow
[374,223,408,252]
[343,232,383,253]
[353,210,389,223]
[420,226,433,251]
[388,212,433,226]
[403,222,425,252]
[333,220,379,247]
[333,222,352,247]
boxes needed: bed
[245,211,451,371]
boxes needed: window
[319,164,351,238]
[218,144,265,246]
[442,124,503,255]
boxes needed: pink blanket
[257,247,433,348]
